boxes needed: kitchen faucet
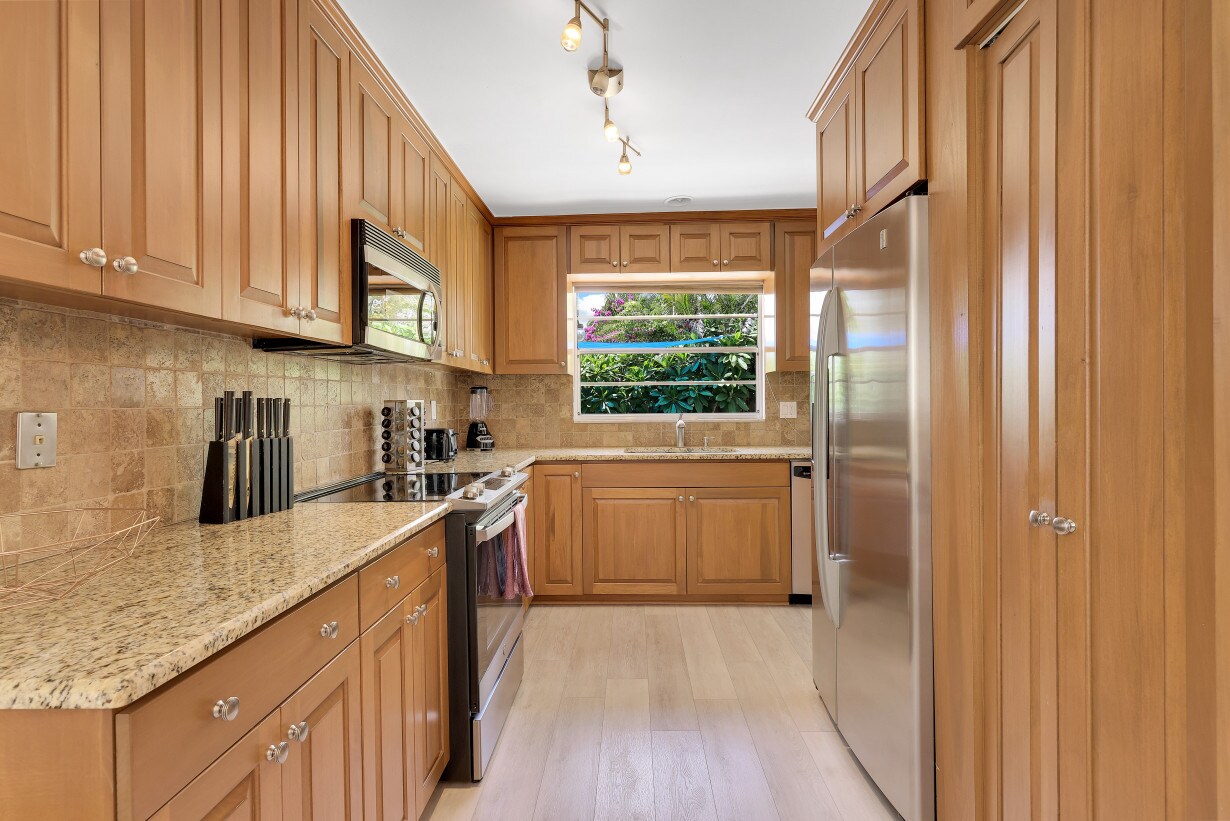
[675,414,686,448]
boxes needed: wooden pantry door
[979,0,1059,817]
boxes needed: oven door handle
[473,495,525,543]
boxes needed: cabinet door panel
[473,216,494,371]
[0,0,102,293]
[854,0,923,217]
[396,119,429,253]
[447,181,469,363]
[620,223,670,272]
[494,226,568,373]
[719,222,771,271]
[101,0,223,316]
[816,73,856,242]
[426,154,450,274]
[281,643,363,820]
[583,488,685,595]
[534,464,582,594]
[411,568,449,816]
[669,224,721,272]
[221,0,299,334]
[360,603,415,821]
[685,487,790,595]
[773,221,818,371]
[298,1,350,344]
[350,59,394,229]
[569,224,620,273]
[149,711,283,820]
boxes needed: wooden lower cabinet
[360,599,416,821]
[359,565,449,821]
[281,643,364,820]
[582,488,686,595]
[533,464,583,595]
[150,711,285,820]
[411,568,449,818]
[685,487,791,595]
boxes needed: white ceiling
[338,0,871,217]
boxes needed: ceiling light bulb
[604,117,620,142]
[618,150,632,175]
[561,16,582,51]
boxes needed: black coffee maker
[465,386,495,451]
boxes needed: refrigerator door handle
[812,289,846,629]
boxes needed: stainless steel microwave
[253,220,442,363]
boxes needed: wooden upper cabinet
[426,153,450,275]
[220,0,300,335]
[349,56,395,231]
[394,117,430,255]
[583,488,686,596]
[494,225,568,374]
[297,0,350,344]
[815,71,857,241]
[685,487,791,595]
[149,711,284,820]
[446,181,469,363]
[534,464,583,595]
[411,568,449,818]
[467,200,493,371]
[360,600,417,821]
[670,224,722,272]
[853,0,923,218]
[773,220,818,372]
[620,223,670,272]
[0,0,102,295]
[719,222,771,271]
[280,643,364,820]
[569,224,621,273]
[100,0,223,317]
[810,0,923,253]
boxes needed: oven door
[471,493,527,709]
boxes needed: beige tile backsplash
[0,300,460,526]
[0,299,808,528]
[452,372,811,450]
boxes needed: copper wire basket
[0,507,159,612]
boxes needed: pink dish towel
[504,500,533,599]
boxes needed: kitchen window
[574,289,764,421]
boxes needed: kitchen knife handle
[242,391,254,438]
[222,391,235,440]
[214,397,225,441]
[256,398,265,439]
[272,399,283,438]
[283,398,291,436]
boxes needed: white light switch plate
[779,401,798,419]
[429,400,438,420]
[16,412,58,469]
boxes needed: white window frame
[572,293,766,423]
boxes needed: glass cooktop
[302,472,487,503]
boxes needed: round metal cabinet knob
[266,741,290,764]
[112,256,139,275]
[427,547,439,558]
[288,720,310,742]
[79,248,107,267]
[406,610,420,625]
[611,260,618,266]
[622,260,628,266]
[385,575,400,589]
[1028,510,1051,528]
[319,620,340,639]
[677,495,684,502]
[573,472,580,479]
[212,696,240,721]
[722,259,729,266]
[712,259,718,266]
[304,309,317,321]
[1052,516,1078,535]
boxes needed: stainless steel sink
[622,446,738,454]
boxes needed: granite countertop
[0,501,448,711]
[426,445,811,475]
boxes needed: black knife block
[199,440,236,525]
[199,433,294,524]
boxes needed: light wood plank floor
[424,605,899,821]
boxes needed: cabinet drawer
[117,575,359,820]
[359,520,445,630]
[581,461,789,488]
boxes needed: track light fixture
[617,137,641,176]
[559,1,643,175]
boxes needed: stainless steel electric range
[302,466,530,782]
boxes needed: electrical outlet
[429,400,438,421]
[779,401,798,419]
[16,412,58,469]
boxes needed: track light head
[604,118,620,142]
[561,3,582,52]
[618,147,632,175]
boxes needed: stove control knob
[462,483,483,500]
[500,466,515,477]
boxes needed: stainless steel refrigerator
[811,194,934,821]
